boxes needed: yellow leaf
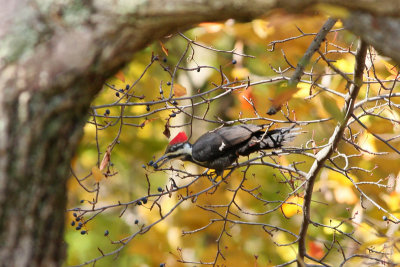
[252,19,274,39]
[335,20,343,28]
[326,169,356,187]
[281,195,303,218]
[231,67,250,79]
[92,166,104,182]
[359,237,388,252]
[333,58,355,73]
[323,218,349,235]
[173,83,187,97]
[384,192,400,212]
[334,186,358,205]
[293,82,310,98]
[382,60,398,76]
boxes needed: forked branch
[297,40,368,265]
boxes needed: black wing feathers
[192,124,263,162]
[191,124,297,166]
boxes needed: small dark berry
[76,226,81,230]
[126,84,130,90]
[157,187,163,192]
[142,164,146,169]
[160,264,165,267]
[232,59,237,64]
[80,200,84,203]
[142,198,148,204]
[80,230,87,235]
[148,160,154,166]
[119,89,124,93]
[116,92,120,97]
[383,216,388,221]
[71,221,76,226]
[153,56,159,61]
[167,82,171,86]
[171,100,178,105]
[159,89,163,94]
[197,67,200,72]
[73,213,77,217]
[163,58,167,63]
[76,217,81,221]
[134,219,139,224]
[170,113,176,117]
[78,222,83,227]
[137,201,142,205]
[146,105,150,112]
[104,230,109,236]
[152,163,159,169]
[105,109,110,115]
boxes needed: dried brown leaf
[159,41,169,56]
[99,147,111,171]
[163,123,171,138]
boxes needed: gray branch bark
[297,40,368,265]
[0,0,399,266]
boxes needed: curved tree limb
[297,40,368,265]
[344,12,400,65]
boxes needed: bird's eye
[167,144,184,153]
[168,146,177,152]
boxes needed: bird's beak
[151,154,170,169]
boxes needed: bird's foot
[206,170,223,183]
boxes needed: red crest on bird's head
[169,131,188,145]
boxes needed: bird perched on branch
[151,124,298,175]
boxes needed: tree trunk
[0,78,102,266]
[0,0,400,266]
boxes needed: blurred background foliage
[65,13,400,267]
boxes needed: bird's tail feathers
[259,126,300,150]
[237,126,300,156]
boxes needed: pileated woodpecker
[151,124,298,174]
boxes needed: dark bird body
[152,124,297,174]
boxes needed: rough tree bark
[0,0,399,266]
